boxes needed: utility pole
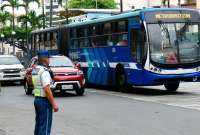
[25,1,30,57]
[95,0,97,9]
[168,0,170,8]
[147,0,150,7]
[178,0,181,7]
[120,0,123,13]
[42,0,45,29]
[50,0,53,27]
[65,0,69,24]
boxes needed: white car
[0,55,25,84]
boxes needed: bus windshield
[49,57,74,67]
[148,22,200,65]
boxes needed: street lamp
[1,34,5,55]
[11,31,16,55]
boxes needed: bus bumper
[129,70,200,86]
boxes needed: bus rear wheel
[164,82,180,92]
[115,68,131,92]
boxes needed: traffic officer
[32,50,59,135]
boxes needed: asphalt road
[1,82,200,135]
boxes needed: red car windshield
[49,57,74,67]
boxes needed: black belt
[35,97,47,99]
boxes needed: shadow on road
[53,92,79,98]
[87,85,195,97]
[1,81,22,87]
[125,87,193,96]
[0,129,6,135]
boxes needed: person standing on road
[32,50,59,135]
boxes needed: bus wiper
[174,40,180,63]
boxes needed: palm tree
[1,0,25,54]
[0,11,12,31]
[0,11,12,54]
[1,0,25,32]
[162,0,170,7]
[23,0,39,55]
[18,11,44,52]
[18,11,44,30]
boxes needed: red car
[24,55,85,96]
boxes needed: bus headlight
[196,67,200,72]
[150,65,162,73]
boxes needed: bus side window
[131,28,145,64]
[131,29,139,62]
[138,28,147,65]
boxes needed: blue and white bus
[31,8,200,92]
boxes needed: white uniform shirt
[41,70,51,88]
[33,65,52,97]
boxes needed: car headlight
[77,71,83,75]
[196,67,200,72]
[0,69,3,73]
[21,68,26,72]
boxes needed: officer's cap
[37,50,49,58]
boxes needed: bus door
[129,25,146,84]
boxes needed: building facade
[117,0,199,10]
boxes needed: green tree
[18,10,43,50]
[15,26,32,51]
[1,0,25,31]
[1,0,25,54]
[18,11,44,30]
[162,0,170,7]
[23,0,40,53]
[2,26,12,38]
[68,0,117,9]
[0,11,12,30]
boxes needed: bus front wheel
[164,82,180,92]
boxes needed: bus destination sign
[155,14,191,19]
[145,10,200,23]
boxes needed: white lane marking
[86,89,200,111]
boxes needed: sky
[0,0,40,16]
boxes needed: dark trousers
[34,97,53,135]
